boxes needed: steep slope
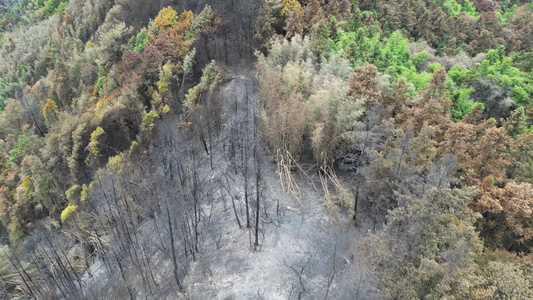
[78,66,381,299]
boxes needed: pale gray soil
[181,69,382,299]
[80,68,385,300]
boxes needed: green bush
[8,134,29,164]
[60,205,78,224]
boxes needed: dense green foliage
[0,0,68,32]
[327,6,532,120]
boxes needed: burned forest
[0,0,533,299]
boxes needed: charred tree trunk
[166,203,183,291]
[254,112,260,249]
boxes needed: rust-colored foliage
[154,30,176,62]
[347,64,381,108]
[507,133,533,184]
[121,50,143,86]
[169,11,193,58]
[324,0,351,17]
[398,68,451,136]
[303,0,324,31]
[508,4,533,52]
[476,0,497,12]
[284,9,304,38]
[479,181,533,251]
[445,118,510,185]
[383,78,411,118]
[153,7,193,59]
[139,44,163,83]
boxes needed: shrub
[65,185,81,201]
[142,110,159,130]
[60,205,78,224]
